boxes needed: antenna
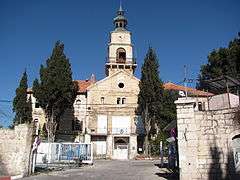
[182,65,198,98]
[184,65,188,98]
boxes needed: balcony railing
[89,127,137,135]
[106,57,137,64]
[112,128,130,135]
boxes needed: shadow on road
[154,163,179,180]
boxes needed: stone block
[0,124,33,176]
[198,158,207,165]
[186,132,198,141]
[178,118,185,124]
[177,124,186,131]
[177,113,192,119]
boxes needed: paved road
[21,160,173,180]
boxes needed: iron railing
[89,127,138,135]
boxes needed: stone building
[29,5,141,160]
[175,94,240,179]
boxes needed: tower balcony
[105,57,137,66]
[105,57,137,76]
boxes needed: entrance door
[113,137,129,160]
[96,141,107,155]
[114,144,128,160]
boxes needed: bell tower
[105,4,137,76]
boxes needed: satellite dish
[179,90,186,97]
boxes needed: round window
[118,82,124,88]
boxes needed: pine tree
[13,70,32,125]
[33,41,77,142]
[137,47,164,155]
[197,33,240,90]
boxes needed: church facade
[30,5,142,160]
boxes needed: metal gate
[35,142,93,167]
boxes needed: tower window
[119,52,126,60]
[101,97,105,104]
[116,48,126,63]
[119,22,122,27]
[122,98,126,104]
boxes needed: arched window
[122,98,126,104]
[101,97,105,104]
[116,48,126,63]
[76,99,81,105]
[117,98,121,104]
[232,134,240,169]
[73,118,82,131]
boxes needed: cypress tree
[137,47,164,155]
[13,70,32,125]
[33,41,77,142]
[161,90,178,127]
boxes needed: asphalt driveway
[21,160,175,180]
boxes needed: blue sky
[0,0,240,126]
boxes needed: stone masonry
[0,124,33,176]
[175,97,240,180]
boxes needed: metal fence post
[91,143,93,164]
[58,143,61,161]
[160,141,164,167]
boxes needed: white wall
[97,115,107,134]
[112,116,131,134]
[209,93,239,110]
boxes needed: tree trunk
[144,132,149,156]
[46,108,57,143]
[144,103,151,156]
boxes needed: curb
[0,174,23,180]
[11,175,24,180]
[0,177,11,180]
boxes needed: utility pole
[184,65,188,98]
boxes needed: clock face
[118,35,123,42]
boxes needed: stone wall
[0,124,33,176]
[175,97,240,180]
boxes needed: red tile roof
[27,80,95,94]
[163,82,214,97]
[74,80,95,93]
[28,79,212,97]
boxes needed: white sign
[32,137,40,152]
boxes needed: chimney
[90,74,96,83]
